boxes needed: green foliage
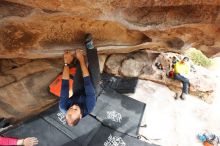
[185,48,212,67]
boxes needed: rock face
[0,12,150,58]
[122,5,220,25]
[0,0,219,123]
[0,58,63,123]
[0,0,220,58]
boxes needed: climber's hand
[64,51,73,64]
[76,49,85,63]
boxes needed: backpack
[168,70,175,79]
[49,67,76,97]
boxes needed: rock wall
[0,0,220,58]
[0,0,219,123]
[0,58,63,123]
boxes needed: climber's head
[66,104,82,126]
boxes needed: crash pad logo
[106,110,122,123]
[104,134,126,146]
[57,112,66,125]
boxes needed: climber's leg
[85,33,101,96]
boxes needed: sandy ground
[127,58,220,146]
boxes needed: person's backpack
[168,70,175,78]
[49,67,76,97]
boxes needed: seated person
[174,57,190,100]
[59,49,96,126]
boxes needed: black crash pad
[91,87,146,137]
[88,126,157,146]
[3,117,75,146]
[40,105,101,145]
[101,73,138,94]
[64,125,158,146]
[2,103,153,146]
[2,105,151,146]
[2,106,101,146]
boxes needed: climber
[59,49,96,126]
[174,56,190,100]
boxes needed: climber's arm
[76,49,89,77]
[62,51,73,80]
[59,51,73,113]
[76,49,96,115]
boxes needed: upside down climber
[59,49,96,126]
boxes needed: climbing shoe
[85,33,95,49]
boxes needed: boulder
[98,54,108,73]
[120,58,144,77]
[0,59,60,123]
[120,51,155,77]
[105,54,127,75]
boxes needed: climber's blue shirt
[59,76,96,117]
